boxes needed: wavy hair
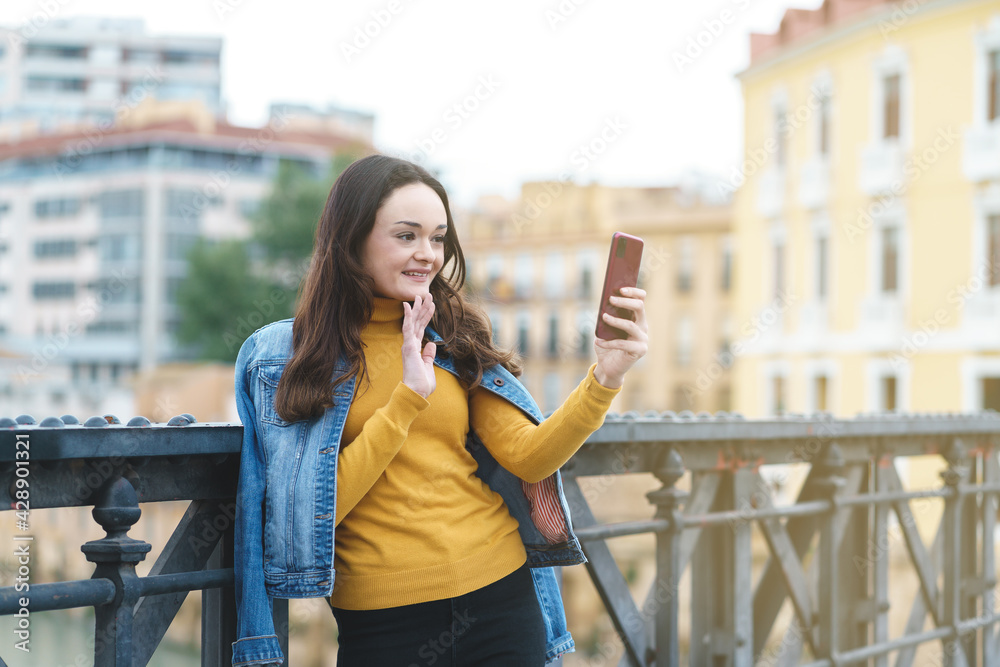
[275,154,521,422]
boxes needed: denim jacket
[232,318,588,666]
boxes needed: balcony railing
[3,409,1000,665]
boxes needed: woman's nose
[414,238,434,261]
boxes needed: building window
[983,377,1000,411]
[717,385,732,412]
[35,197,82,218]
[677,236,694,293]
[578,248,598,299]
[547,313,559,359]
[514,253,533,299]
[98,189,144,219]
[881,227,899,294]
[576,311,593,359]
[774,103,787,167]
[883,73,901,140]
[816,234,828,300]
[488,309,501,346]
[25,44,88,59]
[676,316,693,367]
[673,385,692,411]
[34,239,78,258]
[545,251,564,299]
[33,281,76,300]
[772,375,786,415]
[882,375,898,412]
[516,310,530,356]
[773,238,785,299]
[814,375,829,412]
[543,373,560,414]
[25,75,87,92]
[818,91,832,156]
[989,214,1000,287]
[989,49,999,123]
[721,239,732,292]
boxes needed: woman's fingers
[601,311,647,339]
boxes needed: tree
[174,239,289,362]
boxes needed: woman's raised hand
[593,286,649,389]
[401,293,437,398]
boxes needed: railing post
[645,447,687,667]
[816,442,845,661]
[81,475,152,667]
[941,439,967,667]
[731,467,755,667]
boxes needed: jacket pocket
[258,364,295,427]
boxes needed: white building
[0,16,223,138]
[0,100,361,402]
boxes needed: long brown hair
[275,154,521,422]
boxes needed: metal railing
[2,409,1000,666]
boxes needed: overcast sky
[0,0,821,207]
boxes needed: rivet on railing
[103,414,121,425]
[166,415,192,426]
[15,415,35,425]
[39,416,65,427]
[126,416,151,427]
[84,416,109,428]
[61,415,80,424]
[0,417,18,428]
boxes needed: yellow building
[458,180,732,415]
[732,0,1000,417]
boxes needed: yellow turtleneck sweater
[328,296,622,610]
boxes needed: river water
[0,608,198,666]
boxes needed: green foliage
[250,160,330,264]
[174,239,292,362]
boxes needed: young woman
[232,155,648,666]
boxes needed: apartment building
[459,180,732,415]
[732,0,1000,417]
[0,16,223,136]
[0,99,362,416]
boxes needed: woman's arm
[470,286,648,483]
[469,363,621,483]
[335,294,436,525]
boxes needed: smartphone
[595,232,644,340]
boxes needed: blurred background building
[0,17,374,419]
[732,0,1000,417]
[0,17,223,136]
[460,179,733,415]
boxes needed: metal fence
[2,409,1000,666]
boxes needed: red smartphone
[595,232,644,340]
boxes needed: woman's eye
[398,233,414,241]
[432,235,446,243]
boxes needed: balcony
[962,289,1000,343]
[5,410,1000,665]
[963,123,1000,183]
[798,156,829,210]
[797,299,829,336]
[859,140,904,196]
[756,166,785,219]
[856,298,905,353]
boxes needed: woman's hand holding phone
[594,286,648,389]
[592,232,648,388]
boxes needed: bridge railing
[2,410,1000,666]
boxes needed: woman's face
[361,182,448,301]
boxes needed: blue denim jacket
[232,318,588,666]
